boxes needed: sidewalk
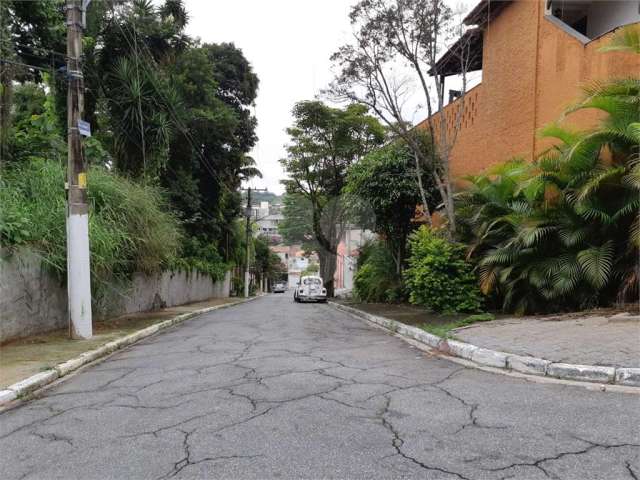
[0,298,239,389]
[453,313,640,368]
[331,300,640,387]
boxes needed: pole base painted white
[244,270,250,298]
[66,212,93,339]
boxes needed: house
[334,228,376,292]
[419,0,640,178]
[250,200,284,243]
[270,244,319,288]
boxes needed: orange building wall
[420,0,640,179]
[533,14,640,154]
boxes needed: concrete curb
[329,302,640,388]
[0,296,260,407]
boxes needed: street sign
[78,119,91,137]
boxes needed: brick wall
[419,0,640,179]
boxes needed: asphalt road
[1,294,638,479]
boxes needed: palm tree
[458,36,639,313]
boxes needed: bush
[354,241,405,303]
[168,236,228,281]
[0,158,182,290]
[404,226,483,313]
[456,38,639,314]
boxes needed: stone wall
[0,249,231,343]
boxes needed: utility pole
[242,187,267,298]
[66,0,92,339]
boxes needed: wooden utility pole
[242,187,267,298]
[66,0,92,339]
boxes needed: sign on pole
[78,119,91,137]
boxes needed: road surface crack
[378,396,471,480]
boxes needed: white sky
[184,0,477,194]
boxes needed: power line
[0,58,57,74]
[0,38,68,59]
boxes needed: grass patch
[421,312,495,338]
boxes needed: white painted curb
[1,297,260,407]
[329,302,639,388]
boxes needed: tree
[3,0,261,274]
[254,235,287,289]
[280,101,385,296]
[279,193,318,251]
[330,0,479,235]
[0,0,65,158]
[345,140,436,273]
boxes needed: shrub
[168,236,228,281]
[404,226,483,313]
[456,35,639,314]
[354,241,405,303]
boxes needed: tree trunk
[319,249,337,298]
[413,153,433,228]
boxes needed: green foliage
[354,241,405,303]
[345,140,436,273]
[458,45,639,313]
[0,159,182,291]
[404,227,483,313]
[301,263,319,276]
[279,193,317,250]
[8,80,66,165]
[600,24,640,54]
[421,312,494,339]
[280,100,385,296]
[253,235,287,282]
[168,237,228,281]
[5,0,260,271]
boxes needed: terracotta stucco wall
[420,0,639,179]
[534,15,640,154]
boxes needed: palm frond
[577,241,614,289]
[599,24,640,54]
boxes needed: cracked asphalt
[1,294,639,480]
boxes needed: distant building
[250,201,283,243]
[270,244,318,288]
[334,228,376,292]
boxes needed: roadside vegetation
[279,19,638,320]
[458,28,639,314]
[0,0,262,295]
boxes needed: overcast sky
[184,0,476,194]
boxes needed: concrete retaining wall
[0,250,69,342]
[0,249,231,343]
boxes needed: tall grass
[0,158,182,290]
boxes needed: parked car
[294,275,327,303]
[272,281,287,293]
